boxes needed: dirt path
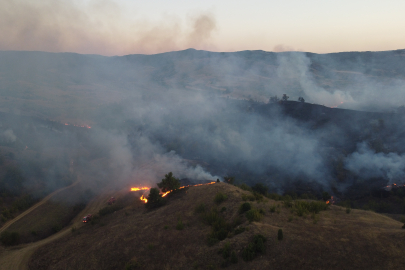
[0,184,118,270]
[0,179,81,235]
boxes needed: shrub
[239,202,251,214]
[253,234,266,253]
[230,251,238,264]
[246,209,263,222]
[221,242,231,259]
[346,207,351,214]
[214,192,228,204]
[293,201,328,216]
[242,234,266,261]
[176,219,184,230]
[252,183,268,195]
[242,243,256,261]
[239,183,252,192]
[224,176,235,184]
[125,260,142,269]
[241,194,255,201]
[220,207,227,213]
[322,191,331,201]
[203,209,221,225]
[0,231,20,246]
[402,224,405,229]
[234,227,246,235]
[253,192,264,201]
[269,205,276,213]
[268,193,282,201]
[278,229,283,241]
[195,203,206,213]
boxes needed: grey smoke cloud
[3,129,16,143]
[0,0,217,55]
[345,142,405,184]
[274,52,405,110]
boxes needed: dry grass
[27,183,405,270]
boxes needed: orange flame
[162,182,216,197]
[130,187,150,191]
[140,195,148,203]
[132,182,216,203]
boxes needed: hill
[27,182,405,270]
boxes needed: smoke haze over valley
[0,49,404,200]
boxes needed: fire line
[130,182,216,203]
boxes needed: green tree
[146,188,165,208]
[157,172,180,193]
[298,97,305,102]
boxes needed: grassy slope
[27,183,405,270]
[4,184,86,244]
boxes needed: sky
[1,0,405,56]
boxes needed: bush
[346,207,351,214]
[246,209,263,222]
[252,183,268,195]
[239,202,251,213]
[230,251,238,264]
[176,219,184,230]
[221,242,231,259]
[322,191,331,201]
[239,183,252,192]
[195,203,206,213]
[242,243,256,261]
[125,260,142,269]
[0,231,20,246]
[293,201,328,216]
[214,192,228,204]
[234,227,246,235]
[269,205,276,213]
[242,234,266,261]
[268,193,282,201]
[241,193,255,201]
[278,229,283,241]
[203,209,221,225]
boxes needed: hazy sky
[1,0,404,55]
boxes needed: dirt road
[0,176,113,270]
[0,179,81,235]
[0,192,110,270]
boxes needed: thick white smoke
[345,142,405,184]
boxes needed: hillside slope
[28,183,405,270]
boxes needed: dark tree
[278,229,283,241]
[157,172,180,193]
[282,94,289,101]
[223,176,235,184]
[269,95,279,103]
[146,188,165,208]
[252,183,268,195]
[322,191,331,201]
[298,97,305,102]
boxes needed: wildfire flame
[130,187,150,191]
[130,182,216,203]
[140,195,148,203]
